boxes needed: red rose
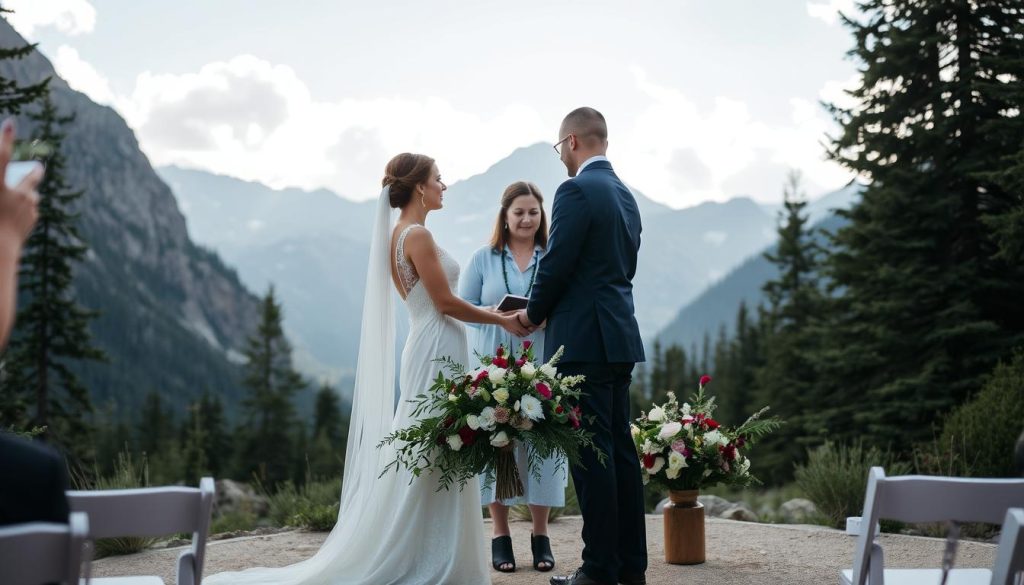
[495,345,505,358]
[516,357,527,367]
[522,340,533,350]
[719,444,737,461]
[643,453,656,469]
[492,357,508,369]
[735,435,747,448]
[555,404,565,414]
[475,370,489,384]
[458,425,478,447]
[699,374,712,387]
[705,418,720,430]
[536,382,552,399]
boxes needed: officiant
[459,180,567,574]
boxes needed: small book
[496,294,529,311]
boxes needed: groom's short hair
[562,107,608,146]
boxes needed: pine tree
[818,0,1024,450]
[753,171,822,484]
[237,285,306,487]
[0,95,103,464]
[197,392,231,478]
[0,7,49,115]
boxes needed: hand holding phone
[4,160,43,189]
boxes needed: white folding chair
[0,511,91,585]
[68,477,214,585]
[840,467,1024,585]
[992,508,1024,585]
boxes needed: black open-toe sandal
[531,533,555,572]
[492,535,516,573]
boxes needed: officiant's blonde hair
[489,181,548,252]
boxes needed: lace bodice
[395,224,460,319]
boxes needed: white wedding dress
[204,192,490,585]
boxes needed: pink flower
[522,340,533,350]
[535,382,552,400]
[671,439,687,454]
[494,406,511,424]
[699,374,712,387]
[516,357,527,367]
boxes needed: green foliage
[815,0,1024,451]
[0,21,49,114]
[263,477,341,531]
[237,285,307,488]
[210,509,260,535]
[794,441,911,529]
[916,349,1024,478]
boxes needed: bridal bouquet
[380,342,603,497]
[633,375,781,491]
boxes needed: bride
[204,153,531,585]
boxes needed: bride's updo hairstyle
[382,153,436,209]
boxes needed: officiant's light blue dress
[459,244,568,507]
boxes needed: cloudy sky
[8,0,861,207]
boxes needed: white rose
[740,458,751,473]
[668,451,687,470]
[521,363,536,380]
[466,414,480,430]
[446,435,463,451]
[489,431,510,448]
[477,407,497,431]
[665,466,681,480]
[539,364,557,378]
[704,430,727,447]
[648,406,666,423]
[649,456,666,475]
[488,368,507,385]
[519,395,544,421]
[658,421,683,441]
[492,388,509,404]
[447,394,458,402]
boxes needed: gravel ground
[91,515,998,585]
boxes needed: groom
[518,107,647,585]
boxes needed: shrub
[794,441,911,529]
[918,349,1024,479]
[264,477,342,531]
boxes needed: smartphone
[4,160,43,188]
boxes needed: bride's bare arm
[404,229,531,336]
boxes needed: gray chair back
[850,467,1024,585]
[0,511,90,585]
[67,477,214,585]
[993,508,1024,585]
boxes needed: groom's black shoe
[549,568,613,585]
[618,573,646,585]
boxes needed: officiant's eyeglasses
[553,134,573,155]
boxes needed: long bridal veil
[204,187,397,585]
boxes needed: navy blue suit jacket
[526,160,645,364]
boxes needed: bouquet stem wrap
[495,445,524,501]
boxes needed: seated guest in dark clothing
[0,432,71,525]
[0,117,67,526]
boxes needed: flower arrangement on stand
[633,375,782,564]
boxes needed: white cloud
[5,0,96,38]
[807,0,858,26]
[617,67,854,207]
[52,45,115,105]
[112,55,547,200]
